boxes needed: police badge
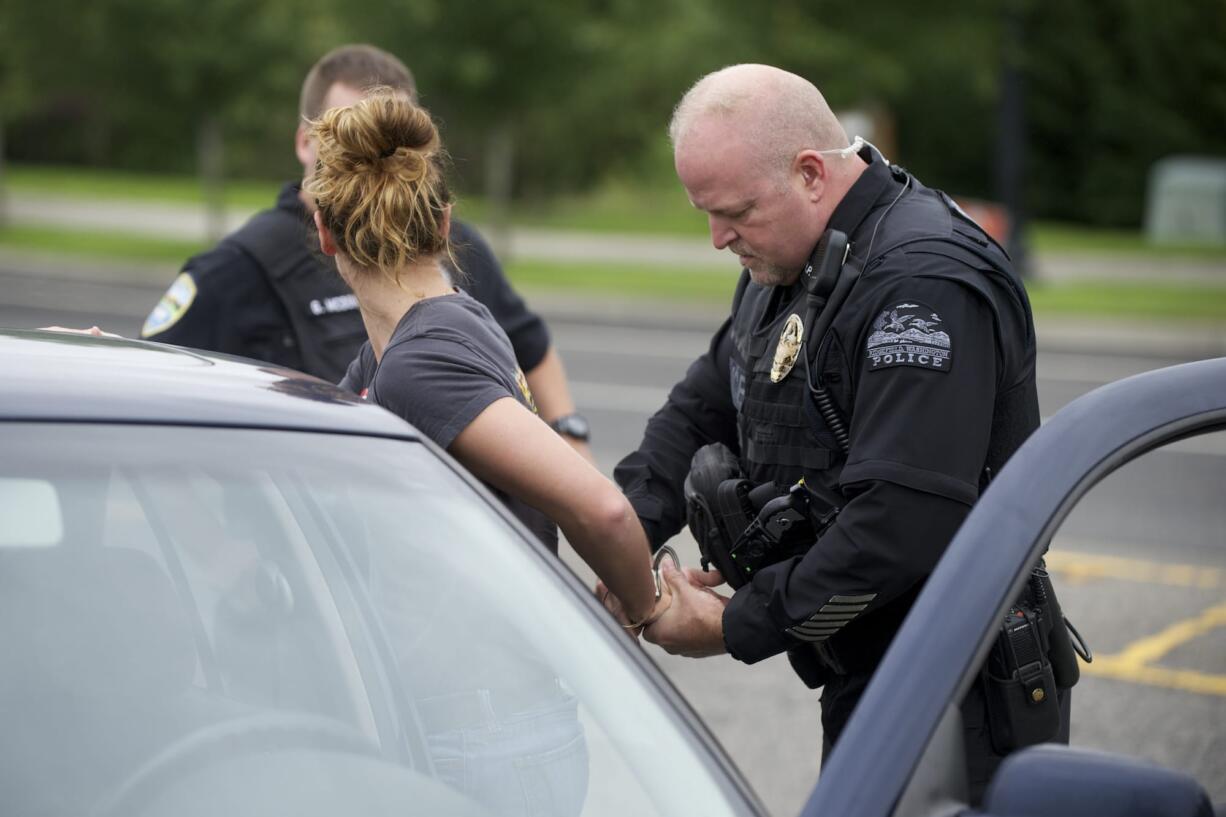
[770,313,805,383]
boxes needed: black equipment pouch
[983,604,1060,753]
[684,443,751,581]
[981,563,1080,754]
[685,442,842,590]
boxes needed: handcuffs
[619,545,680,631]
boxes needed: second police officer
[140,44,593,452]
[609,64,1077,801]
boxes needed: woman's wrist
[623,578,673,630]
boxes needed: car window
[0,424,752,817]
[0,478,62,546]
[1043,427,1225,801]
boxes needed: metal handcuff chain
[621,545,681,631]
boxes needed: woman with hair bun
[308,91,668,814]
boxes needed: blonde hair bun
[306,90,452,274]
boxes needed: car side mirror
[983,744,1214,817]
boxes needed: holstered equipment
[981,562,1088,753]
[684,443,841,590]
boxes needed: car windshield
[0,424,750,817]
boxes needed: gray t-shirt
[339,291,558,550]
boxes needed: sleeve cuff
[723,584,793,664]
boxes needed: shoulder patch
[515,367,538,413]
[865,300,952,373]
[141,273,198,337]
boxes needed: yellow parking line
[1045,550,1222,589]
[1108,601,1226,667]
[1080,601,1226,697]
[1084,659,1226,697]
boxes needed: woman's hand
[39,325,123,338]
[596,575,673,639]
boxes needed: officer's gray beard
[744,257,801,288]
[730,241,799,287]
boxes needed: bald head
[670,64,867,286]
[670,64,849,178]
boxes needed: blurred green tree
[1,0,1222,229]
[1025,0,1226,226]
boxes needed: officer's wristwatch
[549,413,591,442]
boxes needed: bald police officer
[610,64,1069,800]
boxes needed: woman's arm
[523,346,595,464]
[450,396,662,623]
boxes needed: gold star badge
[770,313,805,383]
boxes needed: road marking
[1085,659,1226,697]
[1082,601,1226,697]
[1045,549,1222,589]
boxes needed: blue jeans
[421,687,589,817]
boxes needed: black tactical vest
[729,282,838,490]
[726,171,1038,499]
[227,207,366,383]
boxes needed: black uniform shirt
[338,290,558,551]
[142,182,551,378]
[615,152,1037,669]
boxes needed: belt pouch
[983,609,1061,754]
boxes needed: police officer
[608,64,1069,800]
[140,44,592,453]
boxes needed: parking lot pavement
[1047,544,1225,795]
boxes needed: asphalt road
[2,263,1223,815]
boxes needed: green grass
[1030,222,1226,259]
[457,183,709,236]
[0,224,205,265]
[11,162,1226,257]
[506,260,736,301]
[506,260,1226,321]
[2,219,1221,321]
[1024,279,1226,321]
[6,165,281,210]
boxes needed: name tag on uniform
[308,294,359,316]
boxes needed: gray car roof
[0,329,419,440]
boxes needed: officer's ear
[294,122,315,176]
[794,150,827,202]
[440,203,452,239]
[313,210,338,257]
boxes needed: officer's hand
[642,559,729,658]
[686,566,727,589]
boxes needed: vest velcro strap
[742,439,833,470]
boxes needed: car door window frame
[803,358,1226,816]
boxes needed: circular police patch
[865,300,952,373]
[141,273,198,338]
